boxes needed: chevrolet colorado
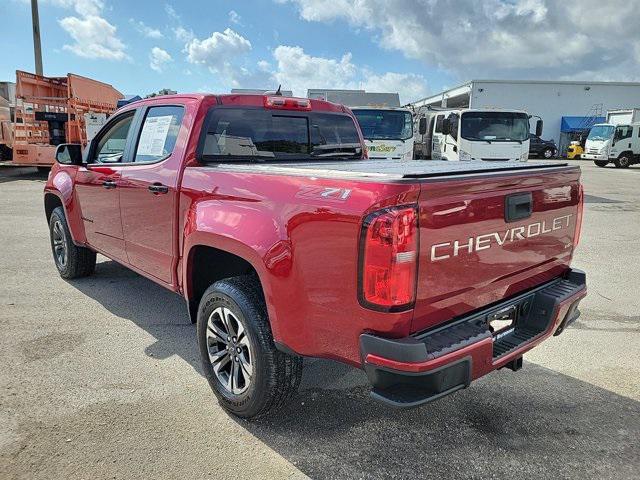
[44,94,587,418]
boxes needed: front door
[74,111,137,262]
[119,105,185,284]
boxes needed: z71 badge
[296,185,352,202]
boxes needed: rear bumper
[360,269,587,408]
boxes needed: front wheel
[49,207,96,279]
[197,275,302,419]
[594,160,608,167]
[542,148,554,159]
[614,154,632,168]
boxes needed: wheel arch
[44,191,63,223]
[182,237,270,327]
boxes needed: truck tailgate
[412,166,582,333]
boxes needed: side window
[93,112,135,163]
[615,125,632,141]
[134,106,185,163]
[435,115,444,133]
[449,113,459,138]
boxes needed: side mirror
[535,119,543,137]
[55,144,83,165]
[441,118,451,136]
[418,117,427,135]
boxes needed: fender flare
[44,169,87,245]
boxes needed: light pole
[31,0,43,75]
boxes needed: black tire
[197,275,302,419]
[594,160,608,167]
[542,148,553,159]
[49,206,96,279]
[614,154,632,168]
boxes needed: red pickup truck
[44,93,587,418]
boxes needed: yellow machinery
[567,141,583,159]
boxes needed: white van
[583,122,640,168]
[350,107,414,160]
[414,108,540,162]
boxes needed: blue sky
[2,1,638,104]
[1,0,449,103]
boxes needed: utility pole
[31,0,43,75]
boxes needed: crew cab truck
[414,108,543,162]
[45,93,587,418]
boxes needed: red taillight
[359,206,418,311]
[264,96,311,110]
[574,182,584,248]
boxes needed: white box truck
[582,108,640,168]
[350,106,414,160]
[413,108,542,162]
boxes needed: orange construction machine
[1,70,122,167]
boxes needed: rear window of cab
[198,108,363,161]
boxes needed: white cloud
[45,0,104,16]
[264,45,427,103]
[271,45,356,94]
[281,0,640,81]
[185,28,252,84]
[130,19,164,39]
[59,15,128,61]
[228,10,241,25]
[149,47,172,72]
[165,4,180,20]
[359,72,428,103]
[173,26,194,43]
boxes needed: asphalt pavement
[0,160,638,479]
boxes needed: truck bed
[211,159,570,181]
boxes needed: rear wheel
[614,154,631,168]
[197,275,302,418]
[49,207,96,279]
[594,160,608,167]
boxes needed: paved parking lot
[0,161,638,479]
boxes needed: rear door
[118,104,186,285]
[412,166,581,333]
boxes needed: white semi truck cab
[583,122,640,168]
[350,107,414,160]
[414,108,541,162]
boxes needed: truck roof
[121,93,347,113]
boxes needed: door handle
[148,183,169,194]
[102,180,117,189]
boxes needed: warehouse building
[307,89,400,107]
[410,80,640,155]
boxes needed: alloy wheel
[206,306,253,395]
[52,220,67,268]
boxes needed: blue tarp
[117,95,142,108]
[561,116,605,133]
